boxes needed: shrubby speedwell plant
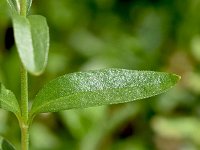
[0,0,180,150]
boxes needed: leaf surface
[12,14,49,75]
[0,136,16,150]
[6,0,20,13]
[30,69,180,116]
[26,0,32,13]
[0,83,20,115]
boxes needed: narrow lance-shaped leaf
[30,69,180,116]
[0,83,20,116]
[0,136,16,150]
[6,0,20,13]
[12,14,49,75]
[26,0,32,14]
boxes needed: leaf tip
[168,73,181,88]
[173,74,181,83]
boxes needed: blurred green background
[0,0,200,150]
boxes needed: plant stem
[20,63,29,150]
[20,0,29,150]
[21,123,29,150]
[20,63,28,122]
[20,0,27,16]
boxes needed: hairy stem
[20,63,28,122]
[20,63,29,150]
[20,0,29,150]
[21,124,29,150]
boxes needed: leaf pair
[8,1,49,75]
[12,14,49,75]
[6,0,32,14]
[6,2,180,121]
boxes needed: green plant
[0,0,180,150]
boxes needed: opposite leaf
[0,136,16,150]
[6,0,20,13]
[0,83,20,115]
[26,0,32,14]
[30,69,180,116]
[12,14,49,75]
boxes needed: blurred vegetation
[0,0,200,150]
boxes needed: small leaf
[6,0,20,13]
[30,69,180,116]
[0,83,20,116]
[0,83,20,115]
[26,0,32,14]
[12,14,49,75]
[0,136,16,150]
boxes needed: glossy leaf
[12,14,49,75]
[0,136,16,150]
[30,69,180,116]
[0,83,20,115]
[6,0,20,13]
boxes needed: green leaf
[0,83,20,115]
[0,136,16,150]
[27,0,32,13]
[12,14,49,75]
[6,0,20,13]
[30,68,180,116]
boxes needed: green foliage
[6,0,32,14]
[0,136,16,150]
[6,0,19,13]
[12,14,49,75]
[0,0,182,150]
[152,116,200,144]
[30,69,179,116]
[26,0,32,13]
[0,83,20,116]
